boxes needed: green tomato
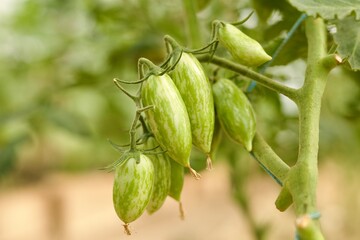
[141,74,193,168]
[168,159,185,219]
[209,115,223,161]
[212,78,256,151]
[168,159,185,202]
[145,137,171,214]
[218,23,272,67]
[113,153,154,224]
[170,52,215,154]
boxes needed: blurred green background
[0,0,253,183]
[1,0,359,182]
[0,0,360,239]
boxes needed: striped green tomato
[209,115,223,161]
[113,153,154,224]
[145,136,171,214]
[218,23,271,67]
[168,159,185,219]
[170,52,215,154]
[212,78,256,151]
[141,73,192,168]
[168,159,184,202]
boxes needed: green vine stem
[198,55,298,101]
[128,106,153,151]
[251,133,290,184]
[289,17,340,215]
[284,17,341,240]
[199,17,342,239]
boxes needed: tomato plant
[106,0,360,239]
[0,1,359,239]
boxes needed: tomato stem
[251,133,290,184]
[206,155,213,170]
[123,223,131,235]
[199,55,298,101]
[179,201,185,220]
[188,167,201,180]
[285,17,340,240]
[230,11,254,26]
[113,79,139,101]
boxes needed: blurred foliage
[0,0,359,187]
[289,0,360,20]
[0,0,248,183]
[333,16,360,70]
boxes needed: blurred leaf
[252,0,300,23]
[333,16,360,71]
[289,0,360,20]
[0,105,39,124]
[0,146,16,177]
[325,68,360,118]
[263,29,307,66]
[196,0,211,11]
[47,108,92,137]
[250,0,306,65]
[0,135,29,177]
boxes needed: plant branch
[251,133,290,185]
[283,17,340,240]
[288,17,331,215]
[251,133,294,212]
[199,55,298,101]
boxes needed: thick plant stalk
[285,17,341,240]
[200,16,341,239]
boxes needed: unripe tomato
[218,23,272,67]
[113,154,154,224]
[212,78,256,151]
[170,52,215,154]
[141,74,192,168]
[210,115,223,160]
[145,137,171,214]
[168,159,185,202]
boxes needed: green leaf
[288,0,360,20]
[47,108,92,137]
[253,0,300,22]
[250,0,306,66]
[333,16,360,71]
[263,29,307,66]
[0,135,29,177]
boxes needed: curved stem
[199,55,298,101]
[113,79,139,101]
[251,133,290,185]
[139,114,150,134]
[129,106,153,150]
[164,35,181,50]
[138,58,161,73]
[231,11,254,26]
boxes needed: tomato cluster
[110,20,271,234]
